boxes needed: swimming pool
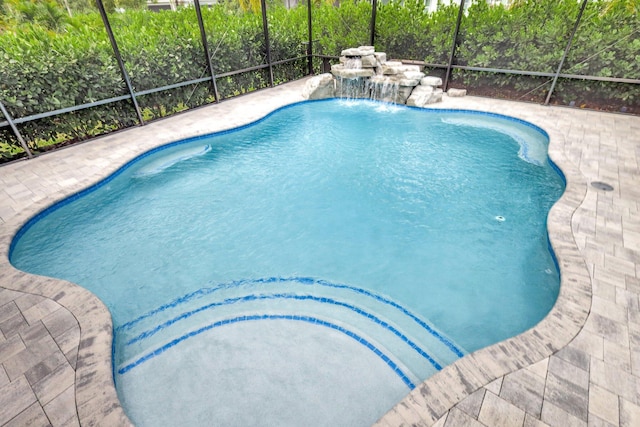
[10,99,565,426]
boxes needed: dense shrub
[458,0,579,72]
[1,17,127,117]
[376,0,458,63]
[452,0,639,107]
[312,0,371,56]
[552,0,640,108]
[0,15,137,160]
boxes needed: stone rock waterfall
[302,46,466,107]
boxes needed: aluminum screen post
[369,0,378,47]
[545,0,589,106]
[0,101,33,159]
[443,0,465,92]
[96,0,144,125]
[307,0,313,75]
[260,0,275,87]
[194,0,221,103]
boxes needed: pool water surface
[10,99,565,426]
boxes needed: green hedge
[311,0,370,56]
[452,0,640,107]
[1,0,638,163]
[0,16,136,160]
[375,0,458,63]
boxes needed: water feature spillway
[304,45,449,106]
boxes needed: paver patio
[0,78,638,426]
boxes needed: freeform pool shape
[10,99,565,427]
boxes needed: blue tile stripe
[311,278,466,358]
[117,277,465,358]
[116,313,416,390]
[123,292,443,371]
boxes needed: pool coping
[0,78,594,426]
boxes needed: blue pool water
[10,100,564,426]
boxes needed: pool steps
[114,277,465,386]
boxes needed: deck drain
[591,181,614,191]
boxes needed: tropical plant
[5,0,70,30]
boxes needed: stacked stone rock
[302,45,464,107]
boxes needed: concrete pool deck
[0,77,638,426]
